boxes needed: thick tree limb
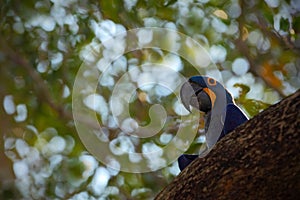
[156,90,300,200]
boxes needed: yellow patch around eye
[203,88,216,108]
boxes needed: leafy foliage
[0,0,299,199]
[234,83,271,116]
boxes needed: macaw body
[178,76,248,171]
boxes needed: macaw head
[180,76,233,113]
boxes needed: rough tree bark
[155,90,300,200]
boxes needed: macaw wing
[220,103,248,139]
[178,104,248,171]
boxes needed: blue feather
[219,103,248,139]
[178,154,198,171]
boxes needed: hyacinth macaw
[178,76,248,171]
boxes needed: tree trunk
[155,90,300,200]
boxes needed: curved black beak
[180,81,198,112]
[180,81,212,113]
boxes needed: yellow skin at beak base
[203,88,216,108]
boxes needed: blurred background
[1,0,299,199]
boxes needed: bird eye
[207,77,217,86]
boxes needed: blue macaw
[178,76,248,171]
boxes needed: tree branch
[0,38,73,120]
[155,90,300,199]
[0,38,114,132]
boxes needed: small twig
[255,12,300,54]
[0,38,73,121]
[0,38,113,132]
[233,2,287,98]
